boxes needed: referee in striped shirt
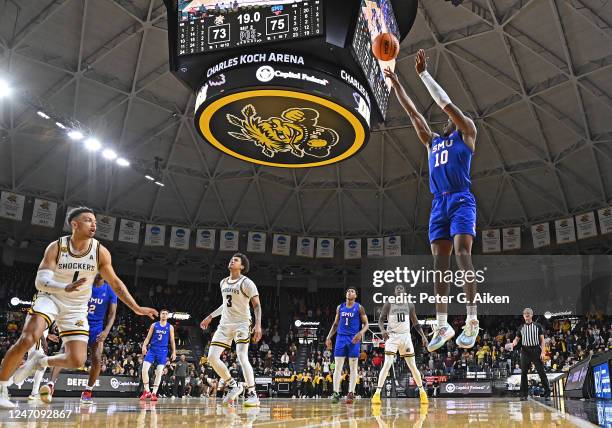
[509,308,551,401]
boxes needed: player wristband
[419,70,451,109]
[35,269,69,291]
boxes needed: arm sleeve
[35,269,68,292]
[419,70,451,109]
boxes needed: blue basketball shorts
[144,348,168,366]
[429,190,477,242]
[334,334,360,358]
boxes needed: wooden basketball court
[0,397,595,427]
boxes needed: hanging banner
[296,236,314,258]
[170,226,190,250]
[482,229,501,253]
[196,228,216,249]
[247,232,266,253]
[344,239,361,260]
[531,222,550,249]
[118,219,140,244]
[31,198,57,228]
[272,234,291,256]
[316,238,334,258]
[0,191,25,221]
[384,236,401,257]
[367,237,384,257]
[555,218,576,244]
[575,212,597,240]
[220,230,239,251]
[63,206,78,232]
[96,215,116,241]
[502,227,521,251]
[598,207,612,235]
[145,224,166,246]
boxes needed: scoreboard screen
[177,0,323,56]
[351,0,400,119]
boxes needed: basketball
[372,32,400,61]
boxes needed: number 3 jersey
[428,130,473,196]
[38,236,100,306]
[219,275,258,325]
[387,302,411,335]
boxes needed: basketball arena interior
[0,0,611,426]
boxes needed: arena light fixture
[154,181,165,187]
[102,148,118,160]
[84,137,101,151]
[36,111,50,119]
[145,175,155,181]
[116,157,130,167]
[55,122,67,130]
[0,79,10,98]
[67,130,84,141]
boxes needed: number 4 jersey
[219,275,258,325]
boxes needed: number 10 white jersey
[387,303,411,335]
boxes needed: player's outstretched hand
[252,324,263,343]
[135,306,158,319]
[325,338,333,350]
[351,332,363,344]
[383,67,400,88]
[65,277,87,292]
[415,49,428,74]
[47,334,59,343]
[200,315,212,330]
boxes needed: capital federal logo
[197,89,366,168]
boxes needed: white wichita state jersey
[219,275,258,325]
[387,302,411,334]
[41,236,100,306]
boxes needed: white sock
[348,358,358,393]
[466,305,477,322]
[31,370,44,395]
[436,313,448,328]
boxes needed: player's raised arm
[415,49,477,151]
[142,324,154,356]
[97,245,157,319]
[384,67,433,146]
[169,325,177,362]
[352,305,370,344]
[409,303,428,348]
[35,241,87,293]
[325,305,341,349]
[378,303,391,340]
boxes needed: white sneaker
[13,353,45,386]
[456,319,481,349]
[223,383,244,405]
[244,392,260,407]
[28,393,40,401]
[427,324,455,352]
[0,384,16,409]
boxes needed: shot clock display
[178,0,323,55]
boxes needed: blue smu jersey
[150,321,170,350]
[337,302,361,336]
[428,130,473,195]
[87,282,117,326]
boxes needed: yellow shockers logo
[226,105,339,159]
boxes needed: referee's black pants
[520,346,550,397]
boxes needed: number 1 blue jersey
[428,130,473,196]
[150,321,170,350]
[88,282,117,328]
[337,302,361,337]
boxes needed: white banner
[31,198,57,228]
[296,236,314,258]
[0,191,25,221]
[145,224,166,246]
[271,234,291,256]
[247,232,266,253]
[344,239,361,260]
[196,229,216,250]
[118,219,140,244]
[531,222,550,249]
[575,212,597,240]
[555,217,576,244]
[96,215,116,241]
[502,227,521,251]
[170,226,190,250]
[384,236,401,257]
[316,238,334,258]
[367,237,384,257]
[482,229,501,253]
[220,230,239,251]
[63,206,78,232]
[598,207,612,235]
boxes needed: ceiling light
[37,111,50,119]
[116,157,130,167]
[155,181,165,187]
[84,137,101,151]
[145,175,155,181]
[67,130,84,140]
[55,122,67,130]
[102,149,117,160]
[0,79,10,98]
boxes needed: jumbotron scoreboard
[165,0,417,168]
